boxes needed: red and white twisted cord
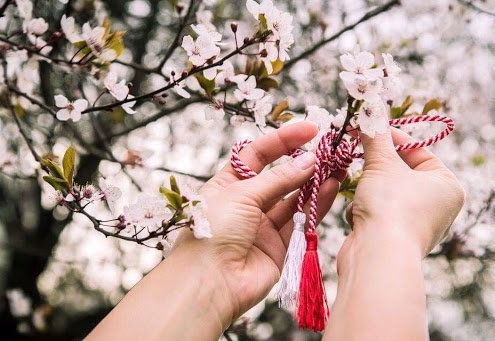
[230,115,454,231]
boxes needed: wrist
[165,243,236,334]
[337,222,423,279]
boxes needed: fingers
[391,128,445,171]
[222,121,318,181]
[344,201,354,228]
[360,125,401,169]
[266,176,341,231]
[239,152,317,210]
[278,178,341,247]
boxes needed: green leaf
[195,73,216,96]
[170,175,180,194]
[400,95,413,113]
[257,77,278,91]
[62,146,76,186]
[43,175,69,191]
[159,186,183,210]
[41,158,65,180]
[422,98,443,115]
[390,95,413,119]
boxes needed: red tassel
[296,232,329,332]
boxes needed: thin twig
[285,0,401,69]
[457,0,495,17]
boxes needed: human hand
[339,126,465,271]
[172,122,341,328]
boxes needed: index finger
[392,127,445,171]
[211,121,318,187]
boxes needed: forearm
[324,227,428,341]
[87,245,233,340]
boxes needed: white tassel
[276,212,307,309]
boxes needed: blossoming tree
[1,0,494,339]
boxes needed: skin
[88,121,464,340]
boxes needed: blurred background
[1,0,494,340]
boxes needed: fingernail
[293,152,316,170]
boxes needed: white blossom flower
[265,9,294,42]
[15,0,32,20]
[104,72,129,101]
[306,105,333,130]
[260,41,279,74]
[233,75,265,101]
[214,60,235,86]
[123,193,171,229]
[230,115,246,126]
[339,51,383,83]
[54,95,88,122]
[191,23,222,43]
[98,177,122,215]
[82,23,117,62]
[98,177,122,203]
[381,53,402,101]
[246,0,275,21]
[122,95,137,114]
[343,77,383,103]
[333,108,346,129]
[174,81,191,98]
[23,18,48,36]
[356,100,389,138]
[382,53,401,78]
[186,202,212,239]
[204,103,225,121]
[251,94,273,126]
[181,35,220,66]
[61,15,82,43]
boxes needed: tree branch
[284,0,401,69]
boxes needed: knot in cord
[230,114,454,233]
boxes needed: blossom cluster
[306,50,402,139]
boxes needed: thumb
[240,152,317,209]
[359,121,401,169]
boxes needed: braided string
[230,114,454,231]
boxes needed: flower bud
[230,22,238,33]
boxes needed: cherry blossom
[123,194,171,229]
[381,53,402,101]
[339,50,383,83]
[98,177,122,216]
[214,61,235,86]
[104,72,129,101]
[60,15,82,43]
[306,105,334,130]
[233,75,265,101]
[251,94,273,126]
[181,35,220,66]
[204,103,225,121]
[186,203,212,239]
[355,100,388,138]
[191,23,222,43]
[121,95,137,114]
[82,23,117,62]
[54,95,88,122]
[343,77,383,103]
[23,18,48,36]
[174,82,191,98]
[246,0,276,21]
